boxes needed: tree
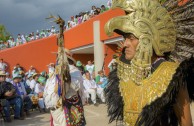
[0,24,11,42]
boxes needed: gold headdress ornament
[105,0,194,85]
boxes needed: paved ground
[1,104,194,126]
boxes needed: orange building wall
[0,9,124,74]
[103,44,117,75]
[0,36,57,73]
[73,54,94,66]
[64,8,124,49]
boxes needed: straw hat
[0,71,6,76]
[32,73,39,78]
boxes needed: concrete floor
[1,104,194,126]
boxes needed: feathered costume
[104,0,194,125]
[44,16,86,126]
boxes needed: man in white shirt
[0,59,8,72]
[28,66,36,75]
[29,73,39,92]
[85,60,95,76]
[51,26,56,34]
[26,74,33,87]
[83,71,97,105]
[5,72,12,83]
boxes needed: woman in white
[83,71,97,105]
[34,76,46,112]
[26,74,33,87]
[96,70,108,103]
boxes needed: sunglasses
[0,75,5,77]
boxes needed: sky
[0,0,106,38]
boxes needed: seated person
[29,73,39,93]
[0,71,24,122]
[83,71,97,105]
[34,76,46,112]
[26,74,33,87]
[25,74,33,94]
[5,72,12,83]
[11,72,32,116]
[95,70,108,103]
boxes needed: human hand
[4,91,13,97]
[98,82,103,85]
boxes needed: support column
[93,21,104,77]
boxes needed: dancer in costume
[104,0,194,126]
[44,15,86,126]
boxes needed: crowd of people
[0,0,114,124]
[0,26,58,51]
[0,58,112,123]
[0,1,112,51]
[65,4,110,30]
[0,59,49,122]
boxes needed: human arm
[173,86,193,126]
[34,83,39,94]
[21,83,27,96]
[95,75,102,84]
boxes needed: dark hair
[68,58,74,65]
[101,5,105,8]
[85,70,90,74]
[113,54,118,59]
[98,70,103,74]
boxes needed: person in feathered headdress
[104,0,194,125]
[44,15,86,126]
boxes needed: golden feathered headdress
[105,0,194,84]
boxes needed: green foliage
[0,24,11,42]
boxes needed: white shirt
[34,83,44,94]
[0,62,7,71]
[26,79,31,87]
[6,77,12,83]
[21,35,26,43]
[48,66,55,74]
[51,28,56,34]
[28,69,36,75]
[30,79,37,90]
[83,79,97,90]
[85,64,94,75]
[70,21,77,28]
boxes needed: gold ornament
[105,0,176,84]
[117,60,179,125]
